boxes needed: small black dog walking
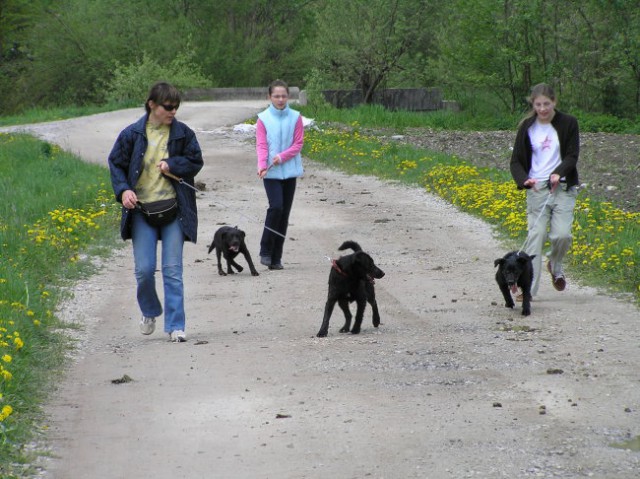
[494,251,536,316]
[317,241,385,337]
[207,226,259,276]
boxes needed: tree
[312,0,436,103]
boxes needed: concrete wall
[183,87,300,101]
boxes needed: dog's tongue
[510,284,519,294]
[229,246,239,252]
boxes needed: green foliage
[1,0,640,119]
[105,50,212,104]
[0,133,120,474]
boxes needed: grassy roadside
[0,133,120,477]
[299,118,639,302]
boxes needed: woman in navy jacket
[108,82,203,342]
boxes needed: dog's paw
[522,308,531,316]
[235,265,244,273]
[316,331,328,338]
[505,301,515,309]
[218,271,227,276]
[339,326,350,333]
[350,327,361,335]
[251,271,260,276]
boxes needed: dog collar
[331,259,349,277]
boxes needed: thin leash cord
[165,170,286,239]
[516,187,555,254]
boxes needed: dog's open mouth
[229,245,239,252]
[509,283,518,294]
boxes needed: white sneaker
[140,316,156,335]
[170,330,186,342]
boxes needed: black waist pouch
[137,198,178,227]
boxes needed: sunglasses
[159,103,179,111]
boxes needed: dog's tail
[207,242,215,254]
[338,240,362,253]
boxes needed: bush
[105,50,213,104]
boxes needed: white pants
[523,183,577,295]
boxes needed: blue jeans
[131,212,185,333]
[260,178,296,265]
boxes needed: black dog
[317,241,385,337]
[207,226,259,276]
[494,251,536,316]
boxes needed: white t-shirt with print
[528,120,561,181]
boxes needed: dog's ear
[494,258,504,267]
[529,254,536,260]
[239,229,246,238]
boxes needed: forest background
[1,0,640,121]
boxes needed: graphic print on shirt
[528,121,561,181]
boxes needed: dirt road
[9,102,640,478]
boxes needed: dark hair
[268,79,289,96]
[518,82,557,127]
[145,82,181,114]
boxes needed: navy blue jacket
[510,110,580,189]
[108,114,203,242]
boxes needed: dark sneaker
[268,263,284,270]
[552,274,566,291]
[260,256,271,266]
[547,261,566,291]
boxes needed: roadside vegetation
[0,133,120,477]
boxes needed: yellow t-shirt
[136,122,176,203]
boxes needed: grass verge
[0,133,120,477]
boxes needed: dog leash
[163,170,287,239]
[517,187,554,254]
[162,171,201,192]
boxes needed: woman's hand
[157,160,170,174]
[258,168,268,179]
[523,178,538,191]
[122,189,138,209]
[549,173,561,192]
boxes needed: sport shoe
[268,263,283,270]
[140,316,156,335]
[260,256,271,266]
[547,261,566,291]
[170,330,186,342]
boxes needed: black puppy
[207,226,259,276]
[317,241,385,337]
[494,251,536,316]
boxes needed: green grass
[298,102,640,134]
[0,133,120,477]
